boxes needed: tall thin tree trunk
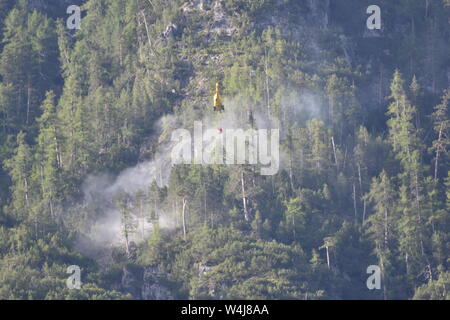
[353,183,358,222]
[434,123,443,180]
[289,155,294,190]
[362,198,366,225]
[383,185,388,247]
[26,78,31,125]
[49,198,54,220]
[182,197,187,240]
[405,252,409,275]
[384,207,388,248]
[357,162,362,190]
[174,200,178,227]
[331,137,338,171]
[141,199,145,240]
[292,211,296,239]
[241,171,249,221]
[203,189,207,223]
[124,232,130,256]
[141,11,152,49]
[54,131,62,168]
[379,253,387,300]
[325,246,330,269]
[24,178,30,207]
[264,47,270,117]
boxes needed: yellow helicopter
[211,82,224,113]
[210,82,225,133]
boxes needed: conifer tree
[4,132,32,223]
[366,170,398,298]
[430,89,449,181]
[33,91,61,223]
[115,191,137,255]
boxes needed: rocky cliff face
[111,243,177,300]
[121,265,143,299]
[117,265,174,300]
[141,265,174,300]
[120,264,174,300]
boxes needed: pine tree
[0,82,15,134]
[33,91,61,223]
[307,119,329,176]
[409,76,422,129]
[366,170,397,299]
[397,184,427,286]
[283,196,303,242]
[57,73,92,181]
[430,89,449,181]
[134,189,146,240]
[4,132,32,223]
[148,181,161,222]
[0,4,58,133]
[367,171,397,253]
[0,6,31,131]
[115,191,137,255]
[387,70,429,281]
[325,74,361,138]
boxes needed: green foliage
[0,0,449,300]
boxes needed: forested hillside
[0,0,449,300]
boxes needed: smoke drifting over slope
[73,89,324,262]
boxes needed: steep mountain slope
[0,0,449,300]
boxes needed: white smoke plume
[72,88,324,263]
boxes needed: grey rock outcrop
[141,265,174,300]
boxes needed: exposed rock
[199,262,212,277]
[182,0,210,13]
[162,23,178,39]
[121,265,142,299]
[141,265,174,300]
[210,1,237,36]
[182,1,237,36]
[127,241,138,260]
[192,261,227,299]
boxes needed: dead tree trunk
[353,183,358,222]
[264,47,270,117]
[241,171,249,221]
[331,137,338,172]
[182,197,187,240]
[325,246,330,269]
[434,123,443,180]
[124,231,130,256]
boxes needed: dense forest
[0,0,449,300]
